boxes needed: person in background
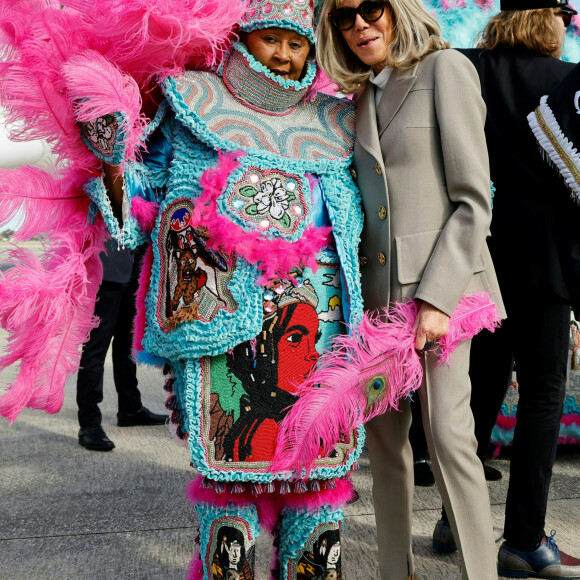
[77,240,167,451]
[316,0,505,578]
[455,1,580,577]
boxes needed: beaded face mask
[239,0,316,44]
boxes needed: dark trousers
[470,300,570,550]
[76,280,142,428]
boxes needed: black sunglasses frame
[328,0,389,31]
[558,10,574,27]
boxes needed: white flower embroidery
[254,178,290,220]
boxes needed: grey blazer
[353,49,505,318]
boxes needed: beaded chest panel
[156,199,237,330]
[225,166,310,238]
[167,71,356,161]
[194,255,361,481]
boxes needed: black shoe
[414,459,435,486]
[484,464,502,481]
[78,425,115,451]
[117,406,168,427]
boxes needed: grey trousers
[365,339,497,580]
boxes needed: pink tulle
[272,292,502,477]
[0,212,107,423]
[194,151,332,282]
[131,197,159,235]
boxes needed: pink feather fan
[271,292,501,478]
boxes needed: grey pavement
[1,339,579,579]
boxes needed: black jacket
[460,48,580,309]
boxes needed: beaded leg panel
[276,504,344,580]
[194,502,260,580]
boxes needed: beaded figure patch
[157,200,237,331]
[292,522,342,580]
[227,167,308,236]
[197,257,360,479]
[205,515,256,580]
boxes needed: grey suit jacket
[353,49,505,318]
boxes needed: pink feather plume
[0,213,107,423]
[271,292,501,477]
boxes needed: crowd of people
[0,0,579,578]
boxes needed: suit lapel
[377,65,418,137]
[356,83,383,163]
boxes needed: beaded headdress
[239,0,316,44]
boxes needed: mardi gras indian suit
[78,6,365,580]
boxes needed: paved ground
[0,341,579,580]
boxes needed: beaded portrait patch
[291,521,343,580]
[197,507,258,580]
[157,199,237,331]
[196,256,360,480]
[226,167,309,237]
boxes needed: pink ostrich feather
[194,151,332,282]
[62,50,148,165]
[0,166,91,242]
[0,213,107,423]
[271,292,501,477]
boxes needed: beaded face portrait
[199,259,360,478]
[157,200,238,331]
[293,524,342,580]
[209,520,256,580]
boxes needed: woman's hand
[413,301,450,351]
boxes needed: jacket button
[350,167,358,181]
[378,206,387,220]
[375,163,383,175]
[359,256,369,267]
[378,252,387,266]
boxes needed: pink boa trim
[272,292,501,477]
[132,244,153,359]
[193,151,332,282]
[187,476,354,534]
[186,549,203,580]
[131,197,159,236]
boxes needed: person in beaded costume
[79,1,365,578]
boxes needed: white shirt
[369,66,393,109]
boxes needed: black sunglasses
[329,1,389,31]
[558,10,574,27]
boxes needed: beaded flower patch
[227,167,308,236]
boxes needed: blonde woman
[317,1,505,579]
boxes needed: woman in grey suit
[316,1,505,579]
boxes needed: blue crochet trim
[490,180,496,209]
[80,111,128,166]
[319,170,364,328]
[563,393,580,415]
[278,505,343,577]
[142,100,169,142]
[136,350,167,367]
[239,17,315,44]
[163,76,354,173]
[83,171,148,248]
[235,41,316,91]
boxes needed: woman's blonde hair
[478,8,563,57]
[316,0,449,94]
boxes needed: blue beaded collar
[220,42,317,114]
